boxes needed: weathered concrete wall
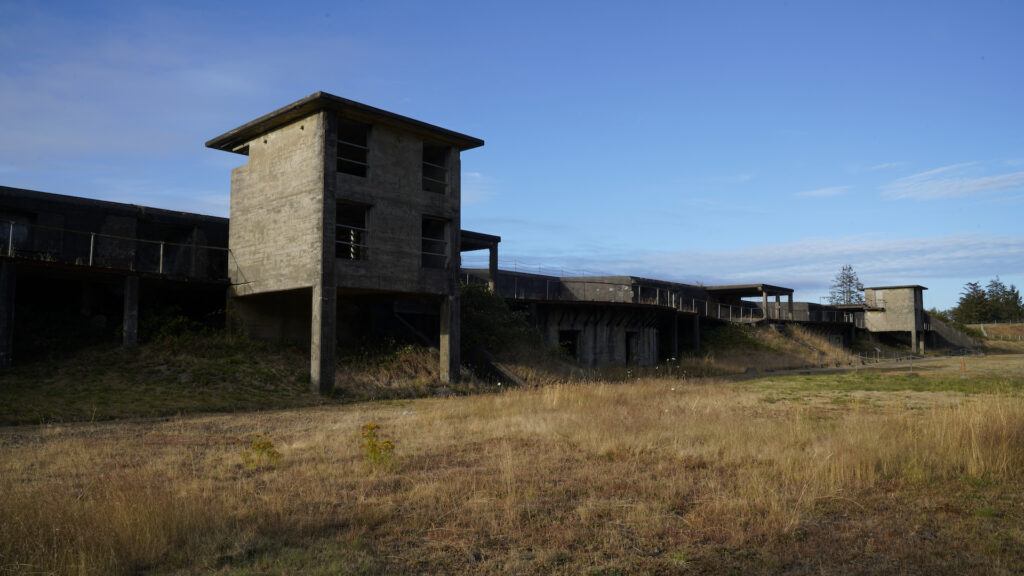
[533,303,660,366]
[230,288,313,344]
[561,277,635,303]
[229,112,327,296]
[864,287,923,333]
[333,123,459,296]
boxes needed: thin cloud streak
[884,163,1024,200]
[496,233,1024,300]
[795,185,850,197]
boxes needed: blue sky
[2,0,1023,309]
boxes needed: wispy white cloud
[461,172,497,205]
[794,185,850,198]
[498,233,1024,304]
[883,162,1024,200]
[866,161,904,171]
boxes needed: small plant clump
[239,432,281,469]
[360,421,394,471]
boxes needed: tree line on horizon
[948,277,1023,324]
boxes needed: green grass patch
[750,369,1024,395]
[0,333,323,426]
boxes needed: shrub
[360,422,394,471]
[239,433,281,469]
[461,284,543,360]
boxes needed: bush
[359,422,394,471]
[460,284,543,360]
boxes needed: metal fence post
[6,221,12,257]
[89,233,95,266]
[159,241,164,274]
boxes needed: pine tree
[828,265,864,305]
[951,281,988,324]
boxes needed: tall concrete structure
[206,92,483,393]
[863,285,927,353]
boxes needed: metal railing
[0,219,229,280]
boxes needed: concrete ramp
[927,314,983,349]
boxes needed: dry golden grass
[679,324,857,377]
[3,355,1024,575]
[970,322,1024,340]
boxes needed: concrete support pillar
[762,291,769,320]
[775,294,781,321]
[311,108,337,395]
[0,259,15,368]
[310,285,336,394]
[440,293,460,382]
[488,245,498,292]
[787,294,793,320]
[671,313,679,360]
[122,276,139,347]
[692,314,700,352]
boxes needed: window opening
[422,143,449,194]
[421,217,447,269]
[337,120,370,177]
[559,330,580,360]
[336,203,368,260]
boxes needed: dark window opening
[559,330,580,360]
[336,203,368,260]
[421,217,447,269]
[337,120,370,177]
[422,143,449,194]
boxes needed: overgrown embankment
[0,333,321,426]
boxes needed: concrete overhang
[205,91,485,155]
[0,185,228,225]
[460,230,501,252]
[705,283,793,298]
[864,285,928,291]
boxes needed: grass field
[2,352,1024,575]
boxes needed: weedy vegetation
[2,351,1024,574]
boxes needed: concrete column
[311,109,338,395]
[122,276,139,347]
[775,294,781,321]
[671,312,679,360]
[488,245,498,292]
[440,293,460,382]
[787,294,794,320]
[762,291,769,320]
[692,314,700,352]
[911,328,918,356]
[0,259,15,368]
[310,285,336,394]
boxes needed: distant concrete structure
[0,186,230,368]
[864,285,927,353]
[205,92,484,393]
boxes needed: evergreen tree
[987,277,1023,321]
[952,281,990,324]
[828,265,864,305]
[952,278,1024,323]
